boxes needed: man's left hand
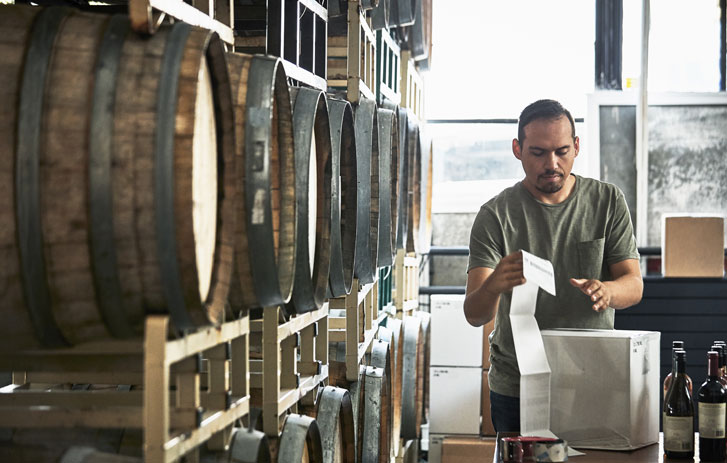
[569,278,611,312]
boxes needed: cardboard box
[541,329,660,450]
[481,369,496,436]
[662,214,725,277]
[483,319,495,368]
[429,366,482,434]
[441,436,497,463]
[430,294,483,367]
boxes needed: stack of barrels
[0,4,432,462]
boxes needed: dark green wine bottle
[663,350,694,459]
[698,351,727,461]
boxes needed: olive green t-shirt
[468,174,639,397]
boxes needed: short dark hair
[517,99,576,146]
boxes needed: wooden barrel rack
[0,315,251,463]
[248,304,330,437]
[328,279,385,382]
[327,1,377,103]
[393,250,420,315]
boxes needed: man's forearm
[603,274,643,310]
[464,283,500,327]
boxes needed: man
[464,99,643,433]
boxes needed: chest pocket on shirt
[577,238,605,280]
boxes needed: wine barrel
[361,365,392,463]
[226,53,296,312]
[389,106,409,251]
[400,316,424,440]
[278,414,323,463]
[311,386,356,463]
[326,97,357,298]
[375,108,400,268]
[371,0,390,30]
[418,137,434,255]
[413,311,431,423]
[199,425,271,463]
[0,6,236,351]
[226,53,296,313]
[287,87,333,315]
[389,0,417,27]
[369,338,394,460]
[405,119,421,254]
[409,0,431,62]
[378,318,403,452]
[353,98,380,284]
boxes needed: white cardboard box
[430,294,483,367]
[429,366,482,435]
[541,329,660,450]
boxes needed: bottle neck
[707,355,720,378]
[673,356,686,375]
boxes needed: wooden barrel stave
[392,107,409,251]
[288,87,333,315]
[326,97,357,298]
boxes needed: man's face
[512,116,579,197]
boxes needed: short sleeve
[605,187,640,265]
[468,206,504,272]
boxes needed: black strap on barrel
[88,15,135,338]
[395,109,409,250]
[353,99,378,284]
[155,22,195,333]
[289,87,331,315]
[16,7,72,347]
[326,98,344,299]
[376,108,396,267]
[244,56,292,307]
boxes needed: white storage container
[541,329,661,450]
[430,294,483,367]
[429,366,482,435]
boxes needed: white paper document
[511,251,584,456]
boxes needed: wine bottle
[698,351,727,461]
[663,350,694,459]
[664,341,692,398]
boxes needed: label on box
[663,414,694,452]
[698,403,726,438]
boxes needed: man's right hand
[464,251,526,327]
[483,250,527,295]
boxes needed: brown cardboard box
[442,436,496,463]
[481,369,496,436]
[482,319,495,368]
[663,215,725,277]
